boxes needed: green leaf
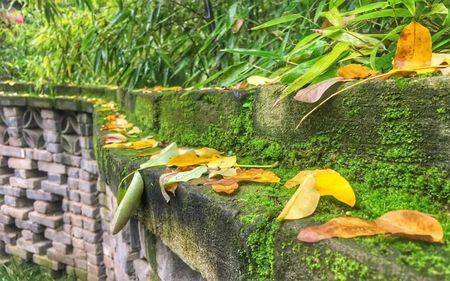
[140,143,178,169]
[161,166,208,187]
[398,0,415,16]
[111,171,144,235]
[321,7,343,27]
[222,48,282,59]
[287,33,321,58]
[251,14,303,30]
[351,8,411,22]
[342,2,390,16]
[279,42,349,102]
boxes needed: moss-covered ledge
[1,77,449,280]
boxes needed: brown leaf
[232,19,244,33]
[294,77,345,103]
[375,210,444,243]
[225,168,280,183]
[393,21,432,69]
[298,217,384,243]
[336,64,377,79]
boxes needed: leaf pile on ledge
[101,109,444,244]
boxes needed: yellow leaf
[212,182,239,194]
[126,126,142,135]
[168,152,220,167]
[207,156,237,169]
[393,22,432,69]
[247,75,280,86]
[431,53,450,66]
[336,64,377,79]
[194,147,222,158]
[277,174,320,220]
[284,169,355,207]
[208,167,237,178]
[225,168,280,183]
[126,139,158,150]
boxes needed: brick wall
[0,105,153,280]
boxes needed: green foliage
[0,259,73,281]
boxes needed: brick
[78,180,97,193]
[0,173,12,185]
[9,176,45,189]
[0,213,14,225]
[0,228,19,244]
[44,228,71,245]
[15,219,45,233]
[82,229,102,243]
[0,223,15,232]
[77,113,92,124]
[1,205,32,220]
[79,137,93,149]
[52,241,72,254]
[69,202,82,214]
[40,110,58,120]
[32,149,53,162]
[22,230,44,241]
[68,177,79,189]
[62,199,70,212]
[38,161,66,174]
[3,107,23,117]
[5,244,32,260]
[96,179,105,193]
[47,247,75,266]
[78,124,93,136]
[43,131,59,143]
[55,153,82,167]
[81,149,95,160]
[46,143,63,153]
[69,190,80,202]
[72,226,83,239]
[87,263,105,276]
[84,242,102,255]
[87,253,104,265]
[71,214,83,228]
[82,205,100,218]
[62,213,71,224]
[14,169,44,179]
[72,237,84,250]
[26,189,61,202]
[17,237,51,254]
[48,173,67,184]
[8,137,26,147]
[3,117,21,127]
[79,190,98,205]
[3,185,26,197]
[8,158,36,170]
[100,207,111,221]
[4,195,33,207]
[67,167,80,178]
[0,144,25,158]
[80,160,98,174]
[0,156,8,167]
[41,180,68,197]
[6,127,21,138]
[42,119,60,131]
[33,254,65,271]
[29,211,63,228]
[83,217,101,232]
[33,200,61,214]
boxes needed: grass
[0,258,72,281]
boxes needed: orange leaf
[212,182,239,194]
[375,210,443,243]
[298,217,385,243]
[225,168,280,183]
[393,22,432,69]
[337,64,376,79]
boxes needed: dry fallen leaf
[277,174,320,220]
[225,168,280,183]
[207,156,237,169]
[298,217,384,243]
[232,18,244,33]
[298,210,443,243]
[102,133,127,144]
[208,167,237,178]
[194,147,222,158]
[337,64,377,79]
[103,138,158,150]
[393,21,432,69]
[294,77,346,103]
[126,126,142,135]
[375,210,444,243]
[212,182,239,194]
[284,169,355,207]
[247,75,280,86]
[168,152,221,167]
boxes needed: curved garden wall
[0,76,449,281]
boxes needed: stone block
[43,131,59,143]
[44,228,71,245]
[4,195,32,207]
[1,205,32,220]
[22,229,44,241]
[9,176,45,189]
[47,173,67,184]
[40,109,59,120]
[38,161,66,174]
[29,211,63,228]
[62,199,70,212]
[3,185,26,197]
[47,247,75,266]
[46,143,63,153]
[79,137,93,149]
[87,263,105,276]
[79,190,98,205]
[82,205,100,218]
[68,177,79,190]
[83,217,101,232]
[69,202,82,214]
[4,117,21,127]
[80,170,97,181]
[81,149,95,160]
[17,237,51,254]
[71,214,83,228]
[5,244,32,260]
[0,228,19,244]
[8,158,36,170]
[87,253,104,265]
[72,226,83,239]
[33,253,65,271]
[72,237,84,250]
[33,200,61,214]
[0,173,12,185]
[56,153,82,167]
[52,241,72,254]
[14,169,44,179]
[133,259,151,281]
[82,229,102,243]
[62,213,71,224]
[0,145,25,158]
[15,219,45,233]
[8,137,26,147]
[67,167,80,179]
[3,107,22,117]
[6,127,21,138]
[41,180,68,197]
[0,222,15,232]
[0,213,14,225]
[42,119,60,131]
[26,189,61,202]
[80,160,98,174]
[84,242,102,255]
[32,149,53,162]
[79,180,97,193]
